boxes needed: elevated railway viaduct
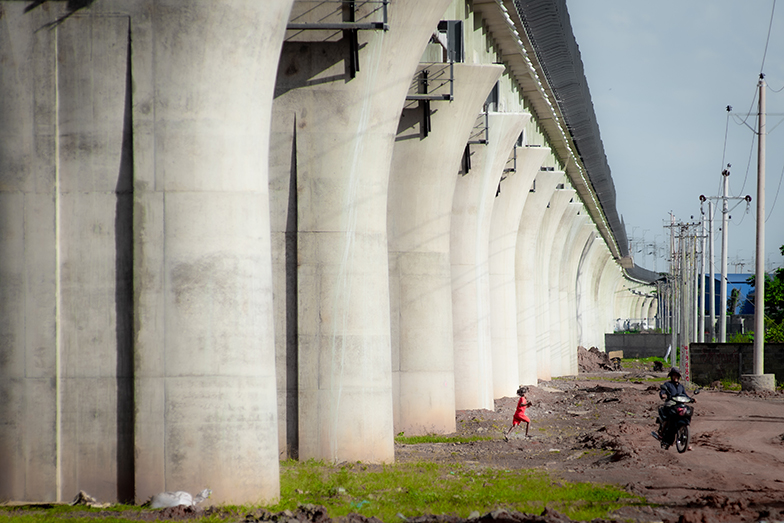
[0,0,658,507]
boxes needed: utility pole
[700,171,750,342]
[665,217,702,356]
[698,219,706,342]
[754,74,766,376]
[720,168,729,342]
[708,200,716,341]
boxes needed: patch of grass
[718,378,742,391]
[395,434,493,444]
[0,463,648,523]
[0,504,158,523]
[266,460,646,522]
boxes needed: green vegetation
[395,434,492,444]
[746,244,784,342]
[0,461,646,523]
[727,332,754,343]
[0,505,148,523]
[619,356,666,369]
[269,460,644,522]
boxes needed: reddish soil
[9,351,784,522]
[396,354,784,522]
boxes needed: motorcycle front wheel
[675,425,689,453]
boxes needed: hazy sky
[565,1,784,274]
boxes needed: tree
[747,244,784,342]
[727,288,740,316]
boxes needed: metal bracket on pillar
[467,110,488,145]
[503,133,525,174]
[286,0,389,79]
[405,62,454,138]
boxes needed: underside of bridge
[0,0,657,506]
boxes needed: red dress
[512,396,530,425]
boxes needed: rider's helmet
[516,386,528,396]
[667,367,681,379]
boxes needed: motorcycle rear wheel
[675,425,689,453]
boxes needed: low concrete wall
[689,343,784,385]
[604,333,670,359]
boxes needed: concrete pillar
[488,143,546,398]
[272,0,451,463]
[597,257,623,338]
[131,1,289,505]
[575,233,603,349]
[451,112,527,410]
[515,168,558,385]
[1,0,291,504]
[533,186,575,380]
[388,64,502,435]
[546,201,582,376]
[558,219,595,375]
[741,374,776,391]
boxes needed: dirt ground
[9,350,784,523]
[396,350,784,522]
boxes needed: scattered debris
[70,491,110,509]
[148,488,211,509]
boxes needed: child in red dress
[504,386,533,441]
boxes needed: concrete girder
[533,186,576,381]
[0,0,292,504]
[514,168,558,386]
[271,0,452,464]
[488,143,547,398]
[388,64,503,435]
[451,112,528,410]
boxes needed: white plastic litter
[149,488,211,509]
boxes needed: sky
[565,1,784,274]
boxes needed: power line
[759,0,777,74]
[767,157,784,222]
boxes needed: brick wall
[604,333,671,359]
[689,343,784,385]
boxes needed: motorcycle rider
[657,367,694,448]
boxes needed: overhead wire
[768,155,784,222]
[759,0,777,75]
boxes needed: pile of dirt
[577,346,615,373]
[242,505,598,523]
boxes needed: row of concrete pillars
[0,0,654,506]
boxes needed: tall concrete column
[533,187,575,380]
[132,1,290,504]
[574,231,601,352]
[451,112,526,410]
[559,219,594,374]
[488,143,546,397]
[546,201,582,376]
[514,168,558,385]
[1,0,291,504]
[388,64,502,435]
[594,250,619,347]
[273,0,451,463]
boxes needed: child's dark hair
[516,386,528,396]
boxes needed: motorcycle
[651,389,699,453]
